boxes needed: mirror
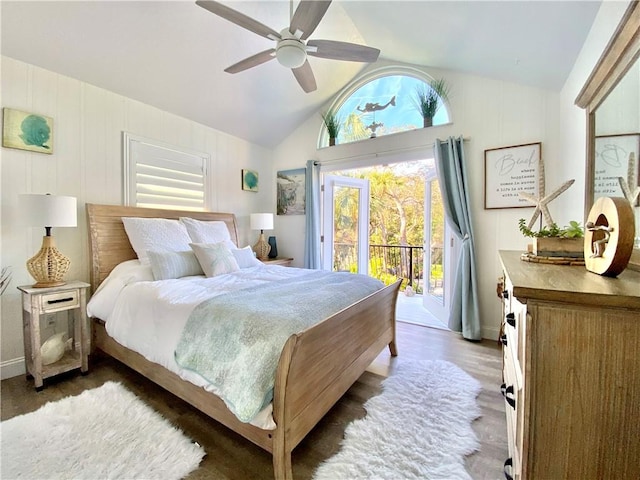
[576,1,640,270]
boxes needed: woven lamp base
[253,233,271,260]
[27,236,71,288]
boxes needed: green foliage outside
[331,162,445,292]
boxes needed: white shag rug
[1,381,205,479]
[313,360,482,480]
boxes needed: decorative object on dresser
[313,360,480,480]
[498,250,640,480]
[517,218,585,262]
[20,194,77,287]
[0,382,205,479]
[584,196,635,276]
[250,212,273,260]
[17,281,90,391]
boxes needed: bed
[86,203,400,480]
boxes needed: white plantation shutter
[123,133,210,211]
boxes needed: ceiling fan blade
[196,1,280,40]
[292,60,317,93]
[224,49,276,74]
[307,40,380,63]
[290,0,332,40]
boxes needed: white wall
[0,56,275,378]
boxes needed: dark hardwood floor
[1,322,508,479]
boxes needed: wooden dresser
[498,250,640,480]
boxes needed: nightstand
[17,281,90,391]
[261,257,294,267]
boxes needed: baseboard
[1,357,25,380]
[482,325,500,342]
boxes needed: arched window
[320,69,451,147]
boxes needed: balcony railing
[333,243,427,293]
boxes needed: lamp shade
[250,213,273,231]
[21,194,77,228]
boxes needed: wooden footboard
[273,279,401,479]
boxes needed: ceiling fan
[196,0,380,93]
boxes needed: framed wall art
[277,168,306,215]
[484,142,541,209]
[241,169,259,192]
[594,133,639,200]
[2,108,54,154]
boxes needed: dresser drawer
[39,289,80,313]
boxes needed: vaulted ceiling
[1,1,601,148]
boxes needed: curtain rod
[314,137,470,166]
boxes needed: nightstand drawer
[39,290,80,313]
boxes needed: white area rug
[1,381,205,479]
[313,360,482,480]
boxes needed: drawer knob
[500,383,516,409]
[506,312,516,328]
[503,290,510,300]
[504,458,514,480]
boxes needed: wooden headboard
[86,203,239,293]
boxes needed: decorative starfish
[618,177,640,206]
[518,156,575,228]
[618,151,639,207]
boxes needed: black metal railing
[333,243,426,293]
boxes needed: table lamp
[21,194,77,288]
[250,213,274,260]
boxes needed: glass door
[322,175,370,274]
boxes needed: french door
[322,175,370,274]
[422,176,459,326]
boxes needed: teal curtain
[304,160,321,269]
[434,137,481,340]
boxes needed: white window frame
[123,132,211,211]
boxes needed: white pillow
[232,245,262,268]
[191,242,240,277]
[86,260,154,320]
[147,250,204,280]
[122,217,192,265]
[180,217,232,245]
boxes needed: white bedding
[87,260,314,430]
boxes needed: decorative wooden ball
[584,196,635,277]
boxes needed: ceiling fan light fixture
[276,39,307,68]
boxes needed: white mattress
[87,260,314,430]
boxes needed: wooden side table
[17,281,90,391]
[261,257,294,267]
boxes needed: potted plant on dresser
[519,218,585,258]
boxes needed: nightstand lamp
[21,194,77,288]
[250,213,273,260]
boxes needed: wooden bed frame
[86,203,400,480]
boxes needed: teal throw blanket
[174,271,383,423]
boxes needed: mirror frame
[575,0,640,271]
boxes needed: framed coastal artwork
[241,169,259,192]
[484,142,541,209]
[277,168,306,215]
[2,108,54,154]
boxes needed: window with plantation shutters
[123,133,211,211]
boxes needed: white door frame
[322,175,370,273]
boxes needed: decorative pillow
[232,245,262,268]
[191,242,240,277]
[180,217,233,245]
[122,217,192,264]
[147,250,204,280]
